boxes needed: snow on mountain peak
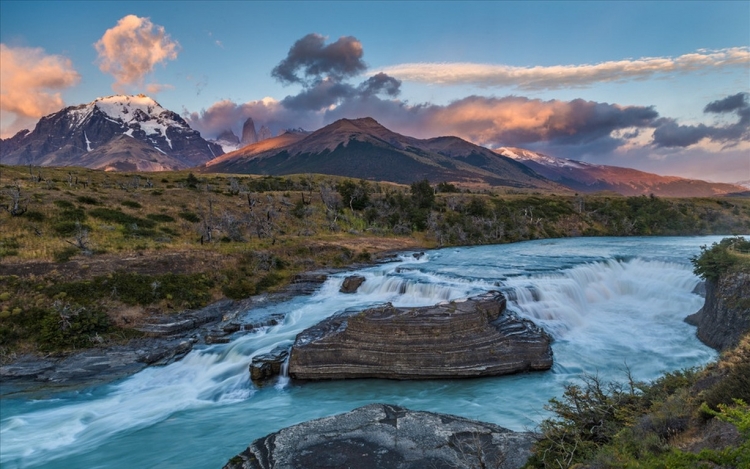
[496,147,589,169]
[64,94,188,149]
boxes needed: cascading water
[0,236,728,469]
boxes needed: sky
[1,1,748,183]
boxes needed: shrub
[178,211,200,223]
[146,213,175,223]
[24,210,46,222]
[121,200,142,209]
[89,208,155,228]
[691,237,750,281]
[76,196,100,205]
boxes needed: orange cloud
[95,15,179,93]
[0,44,80,137]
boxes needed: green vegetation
[691,236,750,281]
[1,164,749,356]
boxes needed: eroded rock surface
[686,272,750,351]
[288,292,552,380]
[250,346,290,383]
[340,275,365,293]
[223,404,536,469]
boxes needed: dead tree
[4,183,27,216]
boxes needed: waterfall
[0,237,721,469]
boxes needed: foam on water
[0,237,724,468]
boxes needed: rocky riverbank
[686,271,750,351]
[223,403,537,469]
[0,270,335,395]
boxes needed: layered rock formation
[223,403,536,469]
[288,292,553,380]
[686,272,750,351]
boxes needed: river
[0,236,725,468]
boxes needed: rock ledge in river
[288,291,552,380]
[223,403,536,469]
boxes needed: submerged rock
[340,275,365,293]
[288,292,552,380]
[249,346,290,384]
[223,403,536,469]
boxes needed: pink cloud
[0,44,80,138]
[94,15,179,93]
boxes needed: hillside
[498,147,746,197]
[204,118,562,190]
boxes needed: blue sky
[1,1,748,182]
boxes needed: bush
[89,208,155,228]
[146,213,175,223]
[178,211,200,223]
[39,304,111,351]
[121,200,142,209]
[76,196,100,205]
[691,237,750,281]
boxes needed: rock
[258,125,272,141]
[241,117,258,145]
[249,346,290,383]
[412,251,425,260]
[340,275,365,293]
[288,292,552,380]
[685,272,750,351]
[217,129,240,144]
[223,403,537,469]
[0,338,194,394]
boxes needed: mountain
[212,129,241,153]
[241,117,258,145]
[204,117,561,190]
[0,95,223,171]
[497,147,746,197]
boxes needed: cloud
[0,44,80,137]
[94,14,179,93]
[375,47,750,90]
[271,33,366,85]
[653,92,749,148]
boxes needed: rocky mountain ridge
[0,95,223,171]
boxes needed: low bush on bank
[691,236,750,281]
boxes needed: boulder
[223,403,537,469]
[340,275,366,293]
[249,346,290,383]
[288,292,552,380]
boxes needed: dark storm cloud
[281,80,355,111]
[271,33,366,85]
[704,92,749,114]
[358,73,401,97]
[653,92,750,148]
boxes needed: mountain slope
[205,118,562,190]
[0,95,223,171]
[497,147,746,197]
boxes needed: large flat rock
[288,292,552,380]
[223,403,537,469]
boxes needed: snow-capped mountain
[497,147,746,197]
[0,95,223,171]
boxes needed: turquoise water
[0,236,726,468]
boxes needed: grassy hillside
[1,164,749,356]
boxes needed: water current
[0,236,727,468]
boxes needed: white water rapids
[0,236,725,468]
